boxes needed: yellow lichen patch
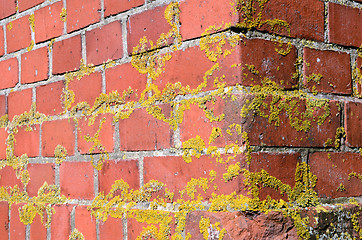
[223,162,242,182]
[27,40,34,51]
[209,127,222,144]
[69,229,85,240]
[182,136,206,163]
[7,22,13,31]
[54,145,67,164]
[60,8,67,22]
[336,183,346,192]
[29,14,35,32]
[199,217,227,240]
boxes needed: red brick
[51,204,73,240]
[0,95,6,116]
[127,5,172,55]
[179,0,238,40]
[0,166,23,188]
[0,0,16,19]
[119,107,172,151]
[77,114,114,154]
[34,1,63,43]
[8,88,32,121]
[59,161,94,199]
[30,214,47,240]
[52,35,82,74]
[75,206,97,240]
[0,26,4,56]
[104,0,143,17]
[41,119,75,157]
[10,204,26,240]
[0,128,7,160]
[356,57,362,95]
[329,3,362,47]
[21,47,49,84]
[127,215,175,240]
[240,38,298,89]
[260,0,324,41]
[310,152,362,198]
[99,217,123,240]
[19,0,44,12]
[0,58,18,90]
[6,15,32,53]
[345,101,362,147]
[68,71,102,107]
[99,159,139,194]
[27,163,55,197]
[67,0,101,33]
[105,62,148,102]
[86,21,123,66]
[36,81,64,116]
[0,202,9,239]
[249,152,301,200]
[155,44,242,91]
[14,125,40,158]
[144,155,247,201]
[304,48,352,94]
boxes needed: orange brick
[52,35,82,74]
[29,214,47,240]
[104,0,143,17]
[36,81,64,116]
[99,217,123,240]
[21,47,49,84]
[0,0,16,19]
[0,166,23,189]
[67,0,101,33]
[0,26,4,56]
[10,204,26,240]
[14,125,40,158]
[0,58,18,90]
[0,202,9,239]
[51,204,73,240]
[75,206,97,240]
[18,0,44,12]
[7,88,33,121]
[6,15,32,53]
[27,163,55,197]
[0,128,7,160]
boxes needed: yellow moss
[29,14,35,32]
[60,8,67,22]
[27,40,34,51]
[69,229,85,240]
[223,162,241,182]
[182,136,205,163]
[7,22,13,31]
[336,183,346,192]
[54,145,67,164]
[209,127,222,144]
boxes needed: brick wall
[0,0,361,239]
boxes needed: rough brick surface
[75,206,97,240]
[104,0,144,17]
[6,15,32,53]
[34,1,63,43]
[303,48,352,94]
[0,58,18,90]
[10,204,26,240]
[36,81,64,115]
[0,202,9,239]
[99,159,139,194]
[328,3,362,47]
[41,119,75,156]
[86,21,123,66]
[18,0,44,12]
[0,95,6,117]
[0,166,23,188]
[7,88,33,121]
[14,125,40,158]
[345,101,362,147]
[0,0,16,19]
[60,162,94,199]
[0,129,7,160]
[52,35,82,74]
[119,107,173,151]
[67,0,100,33]
[100,217,123,240]
[21,47,49,84]
[51,205,73,240]
[30,214,47,240]
[0,26,4,56]
[27,163,55,197]
[310,152,362,198]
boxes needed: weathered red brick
[21,47,49,84]
[104,0,143,17]
[7,88,32,121]
[52,35,82,74]
[105,62,148,102]
[29,214,47,240]
[41,119,75,157]
[356,57,362,95]
[240,38,298,89]
[127,5,172,55]
[86,21,123,66]
[34,1,63,43]
[0,26,4,56]
[260,0,324,41]
[6,15,32,53]
[127,216,175,240]
[345,101,362,147]
[51,204,73,240]
[14,125,40,158]
[303,48,352,94]
[77,114,114,154]
[100,217,123,240]
[0,0,16,19]
[67,0,101,33]
[0,95,6,117]
[60,161,94,199]
[27,163,55,197]
[0,202,9,239]
[68,71,102,107]
[310,152,362,198]
[119,107,172,151]
[179,0,238,40]
[75,206,97,240]
[0,128,7,160]
[0,58,18,90]
[144,155,247,200]
[249,152,301,200]
[10,204,26,240]
[18,0,44,12]
[99,159,139,194]
[0,166,23,189]
[328,3,362,47]
[36,81,64,116]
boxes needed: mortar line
[63,0,67,34]
[121,17,128,59]
[100,0,105,21]
[70,205,76,232]
[81,31,87,64]
[123,215,128,240]
[101,68,106,94]
[3,23,7,54]
[25,224,30,240]
[324,1,329,43]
